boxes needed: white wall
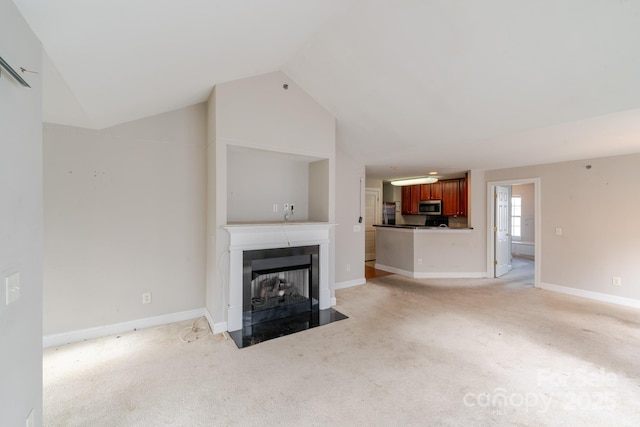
[0,0,43,424]
[226,147,311,222]
[43,104,207,335]
[208,71,336,326]
[215,71,335,157]
[205,88,222,326]
[334,145,365,287]
[486,154,640,300]
[309,159,330,222]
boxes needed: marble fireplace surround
[224,222,333,332]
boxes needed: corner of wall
[0,1,44,425]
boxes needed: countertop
[374,224,473,231]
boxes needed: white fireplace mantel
[224,222,334,331]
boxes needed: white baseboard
[212,321,228,334]
[333,278,366,290]
[201,309,228,334]
[374,264,484,279]
[43,308,208,348]
[374,264,412,277]
[413,271,485,279]
[331,278,365,307]
[538,282,640,309]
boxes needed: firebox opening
[242,245,319,327]
[249,266,312,325]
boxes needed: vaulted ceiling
[14,0,640,179]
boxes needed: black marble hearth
[228,308,347,348]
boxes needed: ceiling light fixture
[390,176,438,186]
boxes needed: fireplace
[225,223,347,348]
[243,245,319,326]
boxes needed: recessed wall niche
[227,145,329,223]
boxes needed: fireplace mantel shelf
[225,221,335,227]
[224,222,335,251]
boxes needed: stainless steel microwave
[418,200,442,215]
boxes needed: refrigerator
[382,202,396,225]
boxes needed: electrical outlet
[353,225,361,232]
[284,203,289,211]
[142,293,152,304]
[555,227,562,236]
[612,277,622,286]
[5,272,20,305]
[273,204,278,212]
[346,264,351,272]
[417,258,423,265]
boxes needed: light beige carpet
[44,262,640,426]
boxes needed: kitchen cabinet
[420,184,430,200]
[401,185,420,214]
[430,181,442,200]
[401,186,411,214]
[419,182,442,201]
[441,177,467,216]
[458,177,467,216]
[402,177,465,215]
[442,180,459,216]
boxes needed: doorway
[364,188,381,262]
[487,178,540,286]
[495,185,511,277]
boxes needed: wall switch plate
[272,204,278,212]
[5,272,20,305]
[612,277,622,286]
[555,227,562,236]
[352,225,361,232]
[142,293,152,304]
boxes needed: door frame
[364,187,382,262]
[486,178,541,286]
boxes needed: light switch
[5,272,20,305]
[353,225,361,232]
[555,227,562,236]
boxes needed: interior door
[365,189,380,262]
[494,185,511,277]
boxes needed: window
[511,196,521,239]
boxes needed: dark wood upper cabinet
[420,184,430,200]
[430,181,442,200]
[418,182,442,200]
[401,176,466,216]
[401,186,412,214]
[441,176,467,217]
[401,184,421,214]
[410,185,420,214]
[458,177,467,217]
[441,180,460,216]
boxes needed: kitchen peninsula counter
[373,224,483,279]
[373,224,473,231]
